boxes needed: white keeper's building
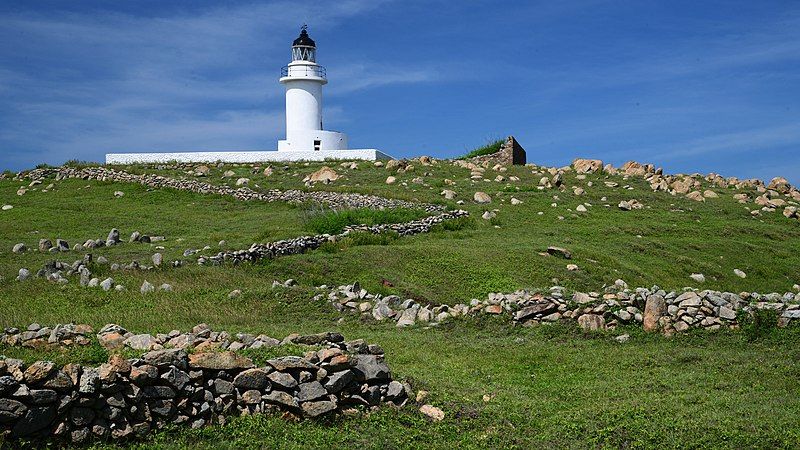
[106,26,390,164]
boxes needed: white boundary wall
[106,149,391,165]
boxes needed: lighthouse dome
[292,28,316,48]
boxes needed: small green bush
[431,216,475,232]
[460,137,505,159]
[301,206,427,235]
[739,308,780,341]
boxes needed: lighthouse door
[313,139,321,151]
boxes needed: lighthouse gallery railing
[281,65,327,79]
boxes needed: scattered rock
[546,247,572,259]
[690,273,706,283]
[473,192,492,204]
[16,268,31,282]
[140,281,155,294]
[643,295,666,332]
[419,404,444,421]
[577,314,605,331]
[573,158,603,174]
[306,167,339,184]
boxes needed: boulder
[233,368,271,390]
[419,404,445,421]
[351,355,390,382]
[267,371,299,390]
[124,334,158,351]
[577,314,605,331]
[16,268,31,282]
[768,177,791,194]
[140,281,155,294]
[643,295,666,332]
[546,246,572,259]
[307,166,339,183]
[473,192,492,204]
[297,381,327,402]
[106,228,120,245]
[514,302,557,321]
[686,191,705,202]
[142,349,188,368]
[573,158,603,174]
[38,239,53,252]
[12,405,55,437]
[23,361,56,384]
[301,400,337,418]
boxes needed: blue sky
[1,0,799,183]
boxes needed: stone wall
[198,209,469,266]
[315,281,800,333]
[24,166,445,213]
[0,329,408,444]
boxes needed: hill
[2,156,800,448]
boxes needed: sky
[1,0,799,183]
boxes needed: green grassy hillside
[2,158,800,448]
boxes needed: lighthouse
[106,25,389,164]
[278,26,348,152]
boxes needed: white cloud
[0,0,435,168]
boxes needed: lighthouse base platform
[105,149,391,165]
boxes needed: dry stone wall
[316,281,800,333]
[198,209,469,266]
[0,327,408,444]
[17,166,469,268]
[25,166,445,213]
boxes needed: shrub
[739,308,780,341]
[431,216,475,233]
[300,205,427,235]
[460,137,505,159]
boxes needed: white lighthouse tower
[278,26,348,152]
[106,25,388,164]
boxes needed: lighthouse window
[292,47,316,62]
[314,139,321,151]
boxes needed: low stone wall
[198,209,469,266]
[16,165,470,271]
[317,281,800,333]
[24,166,444,213]
[0,329,408,443]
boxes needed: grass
[2,157,800,448]
[300,204,429,235]
[460,138,505,159]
